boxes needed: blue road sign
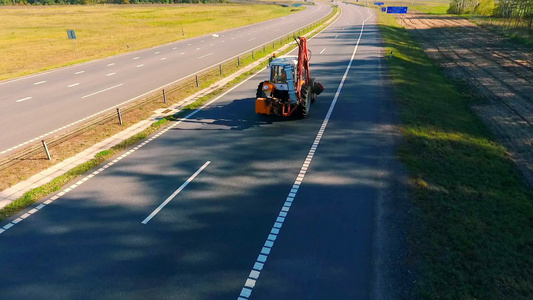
[67,30,77,40]
[382,7,386,12]
[387,6,408,14]
[374,2,384,6]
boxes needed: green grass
[0,4,302,81]
[377,9,533,299]
[363,0,450,14]
[470,17,533,49]
[411,2,449,14]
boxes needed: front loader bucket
[255,98,272,115]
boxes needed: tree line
[1,0,226,4]
[448,0,533,31]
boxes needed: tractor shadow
[171,97,307,132]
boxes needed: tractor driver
[274,67,287,83]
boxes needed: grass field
[0,4,302,81]
[377,8,533,300]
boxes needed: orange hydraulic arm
[295,37,311,100]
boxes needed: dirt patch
[397,12,533,188]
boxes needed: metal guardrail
[0,6,338,171]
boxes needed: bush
[475,0,495,16]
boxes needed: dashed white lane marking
[0,59,264,236]
[188,43,192,45]
[74,71,84,75]
[106,73,116,76]
[172,47,177,50]
[107,63,115,66]
[196,48,201,50]
[210,44,214,46]
[320,48,326,54]
[136,64,144,68]
[141,161,211,224]
[34,81,46,85]
[81,83,123,99]
[198,53,213,59]
[68,83,80,88]
[133,57,140,60]
[180,52,185,55]
[237,7,373,300]
[161,58,167,61]
[248,38,256,41]
[155,51,160,54]
[16,97,32,103]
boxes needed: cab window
[271,65,287,83]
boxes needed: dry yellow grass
[0,4,302,80]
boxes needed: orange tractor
[255,37,324,118]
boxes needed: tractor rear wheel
[300,84,311,118]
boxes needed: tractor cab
[269,56,298,91]
[255,37,323,118]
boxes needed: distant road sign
[382,7,386,12]
[67,30,77,40]
[374,2,384,6]
[387,6,408,13]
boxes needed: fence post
[116,108,123,125]
[182,27,184,36]
[42,140,51,160]
[238,56,240,67]
[219,64,222,76]
[196,75,199,87]
[162,89,167,104]
[263,45,266,53]
[252,50,254,60]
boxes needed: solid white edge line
[236,6,373,300]
[141,161,211,224]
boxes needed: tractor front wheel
[256,82,266,98]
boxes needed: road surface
[0,3,411,299]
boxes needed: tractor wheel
[300,84,311,118]
[256,82,266,98]
[309,78,317,103]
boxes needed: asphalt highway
[0,3,404,299]
[0,3,330,156]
